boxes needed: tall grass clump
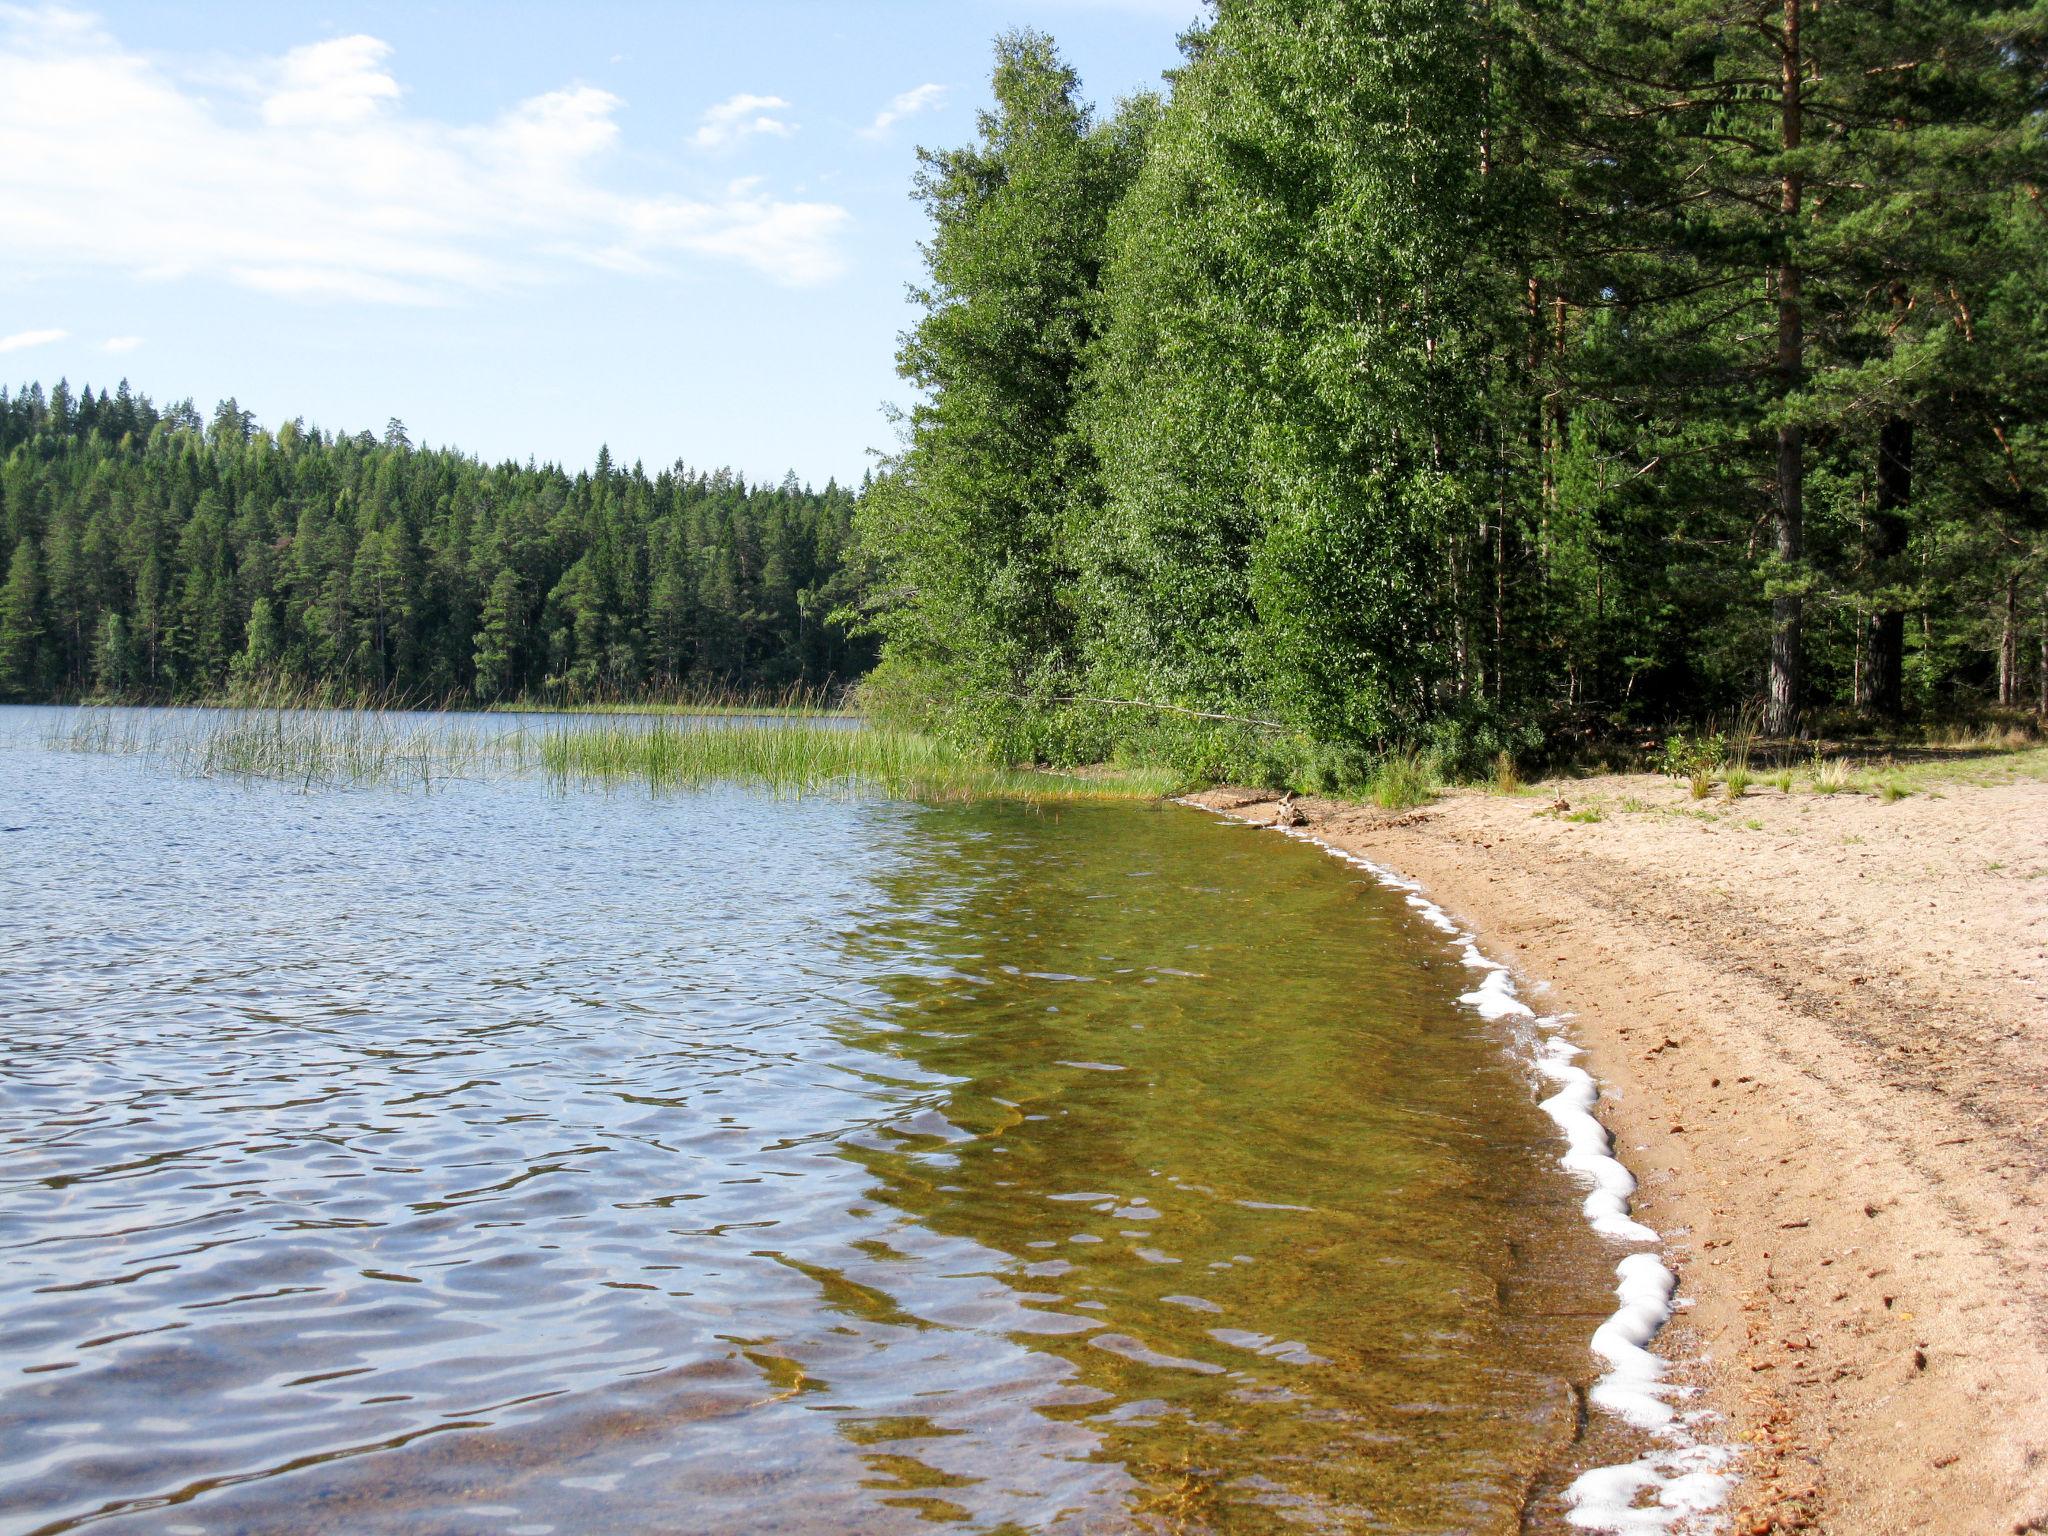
[1809,750,1856,794]
[1363,748,1440,810]
[536,720,1176,804]
[491,680,856,719]
[45,685,524,789]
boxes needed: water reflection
[0,722,1603,1534]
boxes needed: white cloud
[262,35,399,127]
[0,327,68,352]
[0,7,849,299]
[862,83,947,140]
[691,92,796,151]
[101,335,143,352]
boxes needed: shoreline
[1184,795,1734,1533]
[1185,770,2048,1536]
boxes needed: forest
[6,0,2044,777]
[854,0,2048,778]
[0,380,871,702]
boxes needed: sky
[0,0,1204,486]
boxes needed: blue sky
[0,1,1203,485]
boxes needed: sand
[1185,767,2048,1535]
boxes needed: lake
[0,709,1615,1534]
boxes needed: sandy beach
[1188,757,2048,1535]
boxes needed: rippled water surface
[0,709,1608,1534]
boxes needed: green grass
[47,703,520,789]
[46,704,1175,805]
[1363,748,1440,810]
[489,682,856,720]
[537,720,1177,803]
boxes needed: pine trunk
[1859,417,1911,717]
[1999,571,2020,707]
[2038,584,2047,718]
[1766,0,1805,738]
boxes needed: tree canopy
[856,5,2048,774]
[0,380,871,702]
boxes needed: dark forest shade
[0,383,873,702]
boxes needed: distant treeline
[856,4,2048,774]
[0,380,872,703]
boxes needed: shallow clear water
[0,708,1608,1534]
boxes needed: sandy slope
[1186,767,2048,1535]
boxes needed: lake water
[0,709,1614,1534]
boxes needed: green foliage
[849,31,1151,725]
[1364,749,1441,811]
[52,692,1178,804]
[1657,732,1726,783]
[854,3,2048,776]
[0,383,873,703]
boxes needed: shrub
[1367,748,1439,809]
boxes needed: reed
[490,679,856,720]
[537,720,1177,803]
[50,700,1175,804]
[47,699,523,789]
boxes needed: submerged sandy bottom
[1,740,1618,1535]
[1188,769,2048,1536]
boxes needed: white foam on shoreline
[1179,802,1735,1534]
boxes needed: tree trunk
[2038,583,2047,718]
[1766,0,1805,738]
[1858,416,1911,717]
[1999,570,2020,707]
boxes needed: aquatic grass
[490,680,856,720]
[49,703,1172,805]
[47,700,526,789]
[536,720,1175,804]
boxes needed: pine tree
[0,536,45,697]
